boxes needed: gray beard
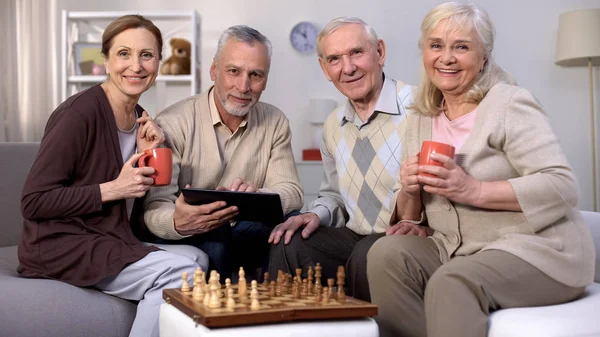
[216,91,253,117]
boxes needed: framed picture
[73,42,104,75]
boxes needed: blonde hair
[412,2,515,115]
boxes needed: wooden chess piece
[269,280,276,297]
[314,263,322,290]
[192,277,204,301]
[225,278,231,298]
[226,288,235,310]
[250,280,260,310]
[327,278,335,299]
[263,272,270,288]
[208,277,221,308]
[208,270,218,283]
[322,286,329,304]
[238,267,247,297]
[292,282,300,299]
[295,268,302,283]
[203,291,210,306]
[181,272,191,295]
[307,266,314,294]
[302,279,308,298]
[337,265,346,302]
[194,267,203,285]
[315,284,322,302]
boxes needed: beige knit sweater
[397,82,595,288]
[143,88,303,240]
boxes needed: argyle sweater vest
[322,83,413,235]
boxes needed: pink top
[432,109,477,153]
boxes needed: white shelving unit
[61,10,201,116]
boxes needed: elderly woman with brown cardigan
[17,15,207,337]
[367,3,595,337]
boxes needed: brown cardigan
[17,85,158,287]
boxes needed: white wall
[55,0,600,211]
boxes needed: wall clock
[290,21,318,54]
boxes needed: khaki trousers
[367,235,585,337]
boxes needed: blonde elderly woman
[367,3,595,337]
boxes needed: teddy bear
[160,38,191,75]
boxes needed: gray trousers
[367,235,585,337]
[94,244,209,337]
[269,226,384,301]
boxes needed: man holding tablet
[143,25,303,281]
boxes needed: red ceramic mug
[418,141,455,177]
[137,148,173,186]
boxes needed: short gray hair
[317,17,379,58]
[412,2,516,116]
[215,25,272,61]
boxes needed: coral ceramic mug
[418,141,455,177]
[137,148,173,186]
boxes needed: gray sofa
[0,142,138,336]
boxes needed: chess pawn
[226,288,236,310]
[209,270,218,283]
[208,279,221,309]
[181,272,191,295]
[322,287,329,304]
[250,280,260,310]
[192,278,204,301]
[315,284,323,302]
[225,278,231,293]
[269,281,276,297]
[302,279,308,298]
[263,272,270,287]
[194,267,203,285]
[203,291,210,306]
[295,268,302,282]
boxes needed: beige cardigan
[144,88,303,240]
[396,82,595,287]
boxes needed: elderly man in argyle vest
[268,17,418,301]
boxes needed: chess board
[163,283,378,328]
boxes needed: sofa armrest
[580,211,600,283]
[0,143,39,247]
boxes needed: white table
[159,303,379,337]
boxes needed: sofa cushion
[0,142,39,247]
[488,282,600,337]
[0,245,136,337]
